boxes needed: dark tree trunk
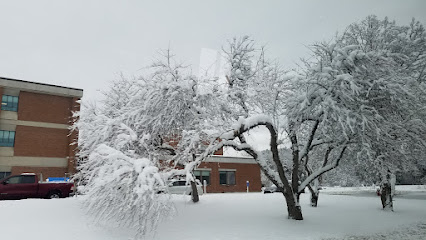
[263,122,303,220]
[310,192,319,207]
[190,154,200,203]
[307,185,319,207]
[380,181,393,211]
[379,169,394,211]
[190,180,199,203]
[288,205,303,220]
[282,192,303,220]
[307,179,320,207]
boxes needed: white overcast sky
[1,0,425,103]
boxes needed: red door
[0,175,38,199]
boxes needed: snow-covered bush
[80,144,173,238]
[74,50,221,237]
[74,102,175,238]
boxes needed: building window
[219,171,236,185]
[0,130,15,147]
[1,95,19,112]
[0,172,11,180]
[194,170,210,185]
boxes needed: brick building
[195,155,262,193]
[0,77,83,180]
[166,137,262,193]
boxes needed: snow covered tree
[75,16,426,232]
[332,15,426,210]
[289,16,426,211]
[122,49,220,203]
[74,101,175,238]
[194,36,355,220]
[74,51,223,237]
[200,17,426,218]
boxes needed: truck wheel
[48,191,61,199]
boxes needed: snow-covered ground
[321,185,426,194]
[1,186,425,240]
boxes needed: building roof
[0,76,83,98]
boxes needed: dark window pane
[21,175,36,184]
[172,181,186,186]
[219,172,227,185]
[6,176,22,184]
[194,171,210,185]
[202,171,210,185]
[201,175,210,185]
[219,171,235,185]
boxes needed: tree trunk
[307,178,320,207]
[380,169,393,211]
[307,186,319,207]
[190,180,199,203]
[190,154,199,203]
[390,172,396,198]
[380,181,393,211]
[282,192,303,220]
[310,192,319,207]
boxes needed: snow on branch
[299,144,348,193]
[221,114,274,140]
[79,144,174,238]
[220,140,282,186]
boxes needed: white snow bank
[321,185,426,195]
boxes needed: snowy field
[1,186,425,240]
